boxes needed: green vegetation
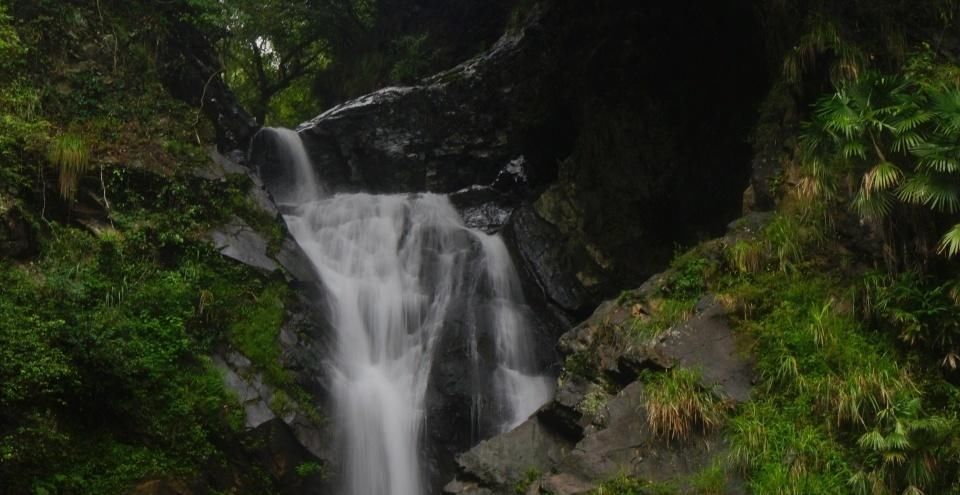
[800,60,960,259]
[640,368,730,442]
[628,252,716,340]
[592,475,678,495]
[0,227,283,492]
[0,2,308,493]
[46,133,91,200]
[515,468,543,494]
[714,226,960,493]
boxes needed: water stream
[260,127,553,495]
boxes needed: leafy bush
[800,62,960,258]
[864,271,960,366]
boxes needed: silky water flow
[261,127,553,495]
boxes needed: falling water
[262,128,553,495]
[260,127,324,205]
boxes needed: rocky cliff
[237,1,772,492]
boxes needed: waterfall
[259,127,324,205]
[262,128,553,495]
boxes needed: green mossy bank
[1,2,323,493]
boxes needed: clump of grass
[728,239,764,274]
[641,368,729,442]
[593,475,678,495]
[630,297,697,340]
[816,364,914,428]
[727,401,851,493]
[689,463,727,495]
[762,213,806,272]
[48,133,91,200]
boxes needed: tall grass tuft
[642,368,729,442]
[48,133,91,200]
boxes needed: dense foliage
[0,2,304,493]
[800,56,960,261]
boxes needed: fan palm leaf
[897,173,960,213]
[911,142,960,173]
[938,224,960,257]
[931,87,960,134]
[854,188,896,218]
[864,162,903,193]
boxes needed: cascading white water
[263,128,552,495]
[262,127,324,205]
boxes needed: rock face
[240,1,771,491]
[252,0,770,316]
[445,232,756,494]
[0,193,32,259]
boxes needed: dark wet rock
[275,237,319,284]
[191,147,250,180]
[215,352,277,428]
[0,194,32,259]
[654,296,753,402]
[245,418,330,495]
[262,0,769,314]
[451,418,575,491]
[214,346,334,464]
[535,377,590,440]
[448,240,754,493]
[210,217,280,274]
[505,205,592,314]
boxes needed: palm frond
[938,224,960,257]
[864,162,903,192]
[897,173,960,213]
[931,87,960,134]
[893,110,934,133]
[892,131,925,153]
[911,142,960,173]
[854,188,895,218]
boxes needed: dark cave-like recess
[517,0,773,311]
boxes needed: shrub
[799,64,960,260]
[863,270,960,366]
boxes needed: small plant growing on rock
[514,468,541,494]
[577,387,609,423]
[47,133,91,200]
[641,368,729,442]
[728,239,764,274]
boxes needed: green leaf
[897,173,960,213]
[864,162,903,192]
[938,223,960,257]
[853,189,895,218]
